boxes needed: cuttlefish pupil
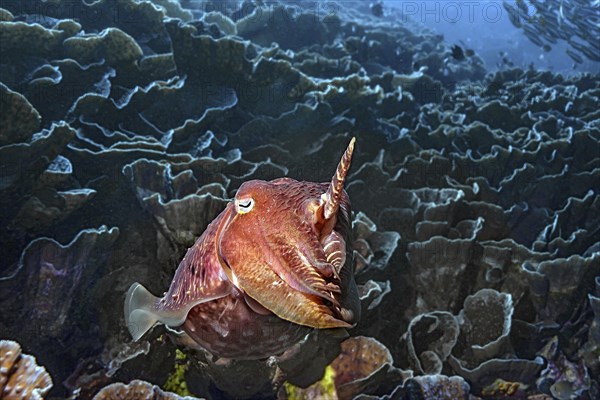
[124,138,360,359]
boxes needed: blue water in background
[383,0,600,74]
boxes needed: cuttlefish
[125,138,360,359]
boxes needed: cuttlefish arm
[321,230,346,272]
[218,231,352,329]
[124,212,233,341]
[258,230,342,304]
[321,137,355,220]
[314,137,354,278]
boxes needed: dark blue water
[384,0,600,73]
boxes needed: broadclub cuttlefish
[125,138,360,359]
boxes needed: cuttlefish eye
[235,197,254,214]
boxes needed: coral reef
[0,340,53,400]
[282,336,409,399]
[0,0,598,398]
[0,82,41,145]
[402,311,459,375]
[93,379,201,400]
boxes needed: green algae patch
[163,349,192,397]
[284,364,338,400]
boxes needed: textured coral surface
[0,340,53,400]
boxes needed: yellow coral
[481,378,527,397]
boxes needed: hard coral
[403,311,459,375]
[283,336,409,399]
[332,336,408,398]
[63,28,143,66]
[0,82,41,145]
[92,379,202,400]
[0,340,52,400]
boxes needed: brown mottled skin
[126,139,359,359]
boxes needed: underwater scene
[1,0,599,399]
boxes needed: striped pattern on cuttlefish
[124,138,360,359]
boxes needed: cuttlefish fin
[125,212,234,341]
[124,283,202,341]
[322,137,355,220]
[125,283,162,341]
[124,280,232,341]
